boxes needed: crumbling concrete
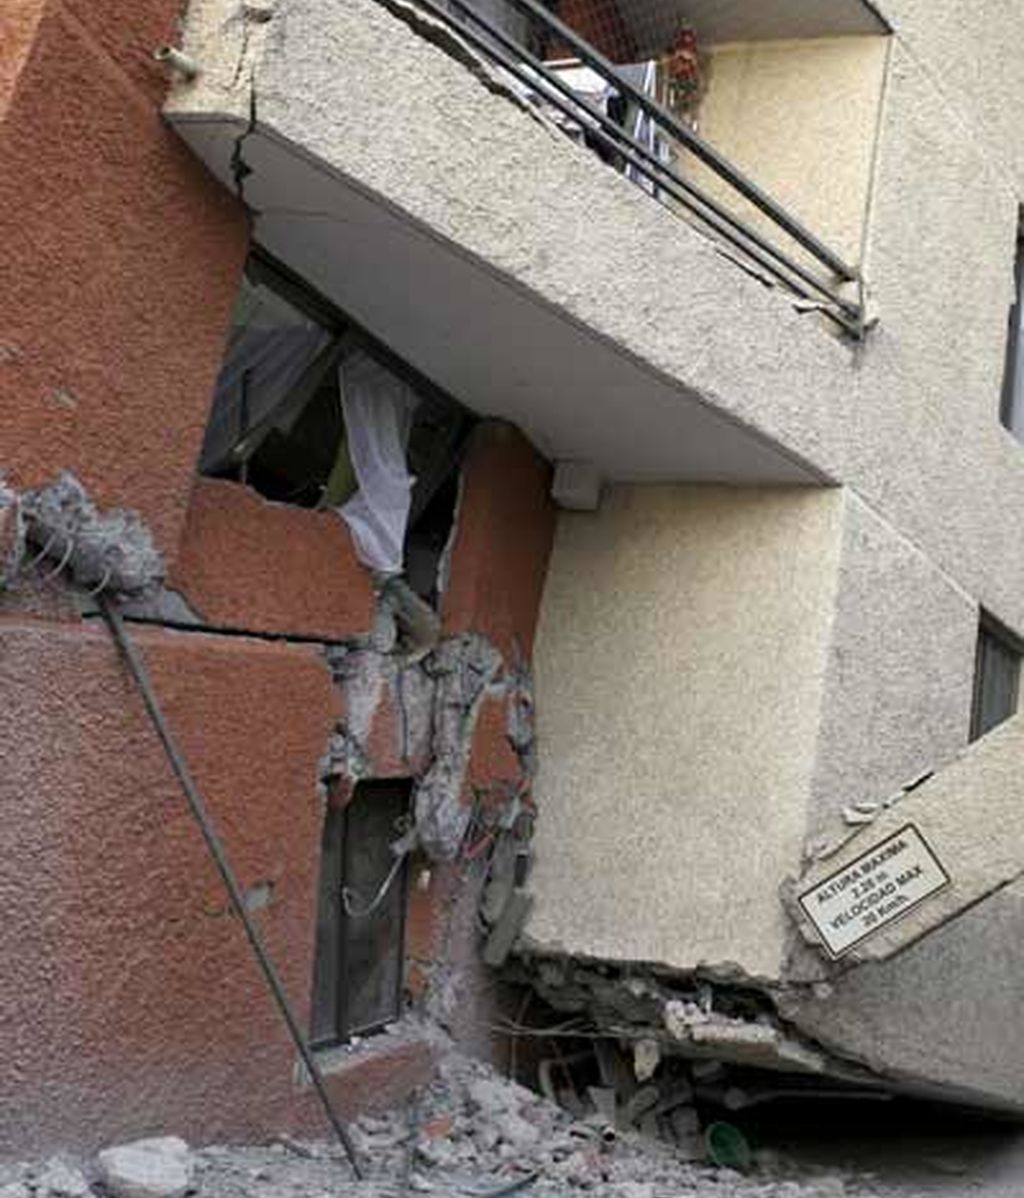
[0,472,164,597]
[416,635,504,861]
[512,958,853,1082]
[0,477,23,588]
[22,473,164,595]
[322,631,527,864]
[0,1052,889,1197]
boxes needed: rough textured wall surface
[848,38,1024,636]
[0,0,45,119]
[0,0,247,558]
[527,486,844,981]
[166,0,1024,643]
[696,36,888,266]
[168,478,376,640]
[167,0,852,482]
[789,711,1024,974]
[0,619,341,1154]
[441,422,555,660]
[781,878,1024,1114]
[0,422,553,1154]
[870,0,1024,195]
[804,491,977,845]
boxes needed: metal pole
[98,595,365,1180]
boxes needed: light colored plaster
[166,0,1024,637]
[167,0,854,481]
[781,878,1024,1113]
[617,0,887,54]
[527,486,844,980]
[165,0,1024,1103]
[804,490,977,844]
[790,709,1024,969]
[868,0,1024,197]
[694,37,888,267]
[846,39,1024,636]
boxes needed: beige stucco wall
[805,490,977,845]
[166,0,1024,638]
[526,485,844,980]
[693,36,889,266]
[167,0,1024,1101]
[781,877,1024,1113]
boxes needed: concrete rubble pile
[0,1055,877,1198]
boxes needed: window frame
[1000,210,1024,439]
[310,779,413,1051]
[970,612,1023,742]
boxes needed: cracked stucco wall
[779,877,1024,1114]
[164,0,1024,637]
[161,0,1024,1105]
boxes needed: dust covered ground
[6,1053,1024,1198]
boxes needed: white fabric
[201,325,332,470]
[337,352,419,575]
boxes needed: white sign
[798,824,950,958]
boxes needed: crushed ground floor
[7,1047,1024,1198]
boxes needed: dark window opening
[1000,210,1024,440]
[310,779,413,1049]
[201,251,474,602]
[970,614,1022,742]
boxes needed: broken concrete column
[0,478,22,587]
[21,472,164,595]
[415,634,504,860]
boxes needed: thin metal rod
[422,0,859,327]
[98,595,364,1180]
[496,0,859,283]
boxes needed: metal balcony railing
[391,0,865,335]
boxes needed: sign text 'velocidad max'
[797,824,950,958]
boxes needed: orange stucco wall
[168,478,377,640]
[0,0,247,556]
[0,1,557,1157]
[0,422,554,1155]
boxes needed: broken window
[970,615,1022,741]
[310,779,413,1048]
[200,251,474,600]
[1001,212,1024,441]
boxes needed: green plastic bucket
[704,1121,752,1172]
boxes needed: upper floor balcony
[166,0,890,487]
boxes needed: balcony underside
[617,0,887,54]
[171,116,821,485]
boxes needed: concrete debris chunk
[20,472,163,595]
[632,1039,661,1083]
[482,889,533,967]
[37,1160,91,1198]
[96,1137,193,1198]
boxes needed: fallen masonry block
[483,890,533,968]
[96,1138,193,1198]
[36,1162,90,1198]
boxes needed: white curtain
[336,352,420,576]
[200,325,333,471]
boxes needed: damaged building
[4,0,1024,1163]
